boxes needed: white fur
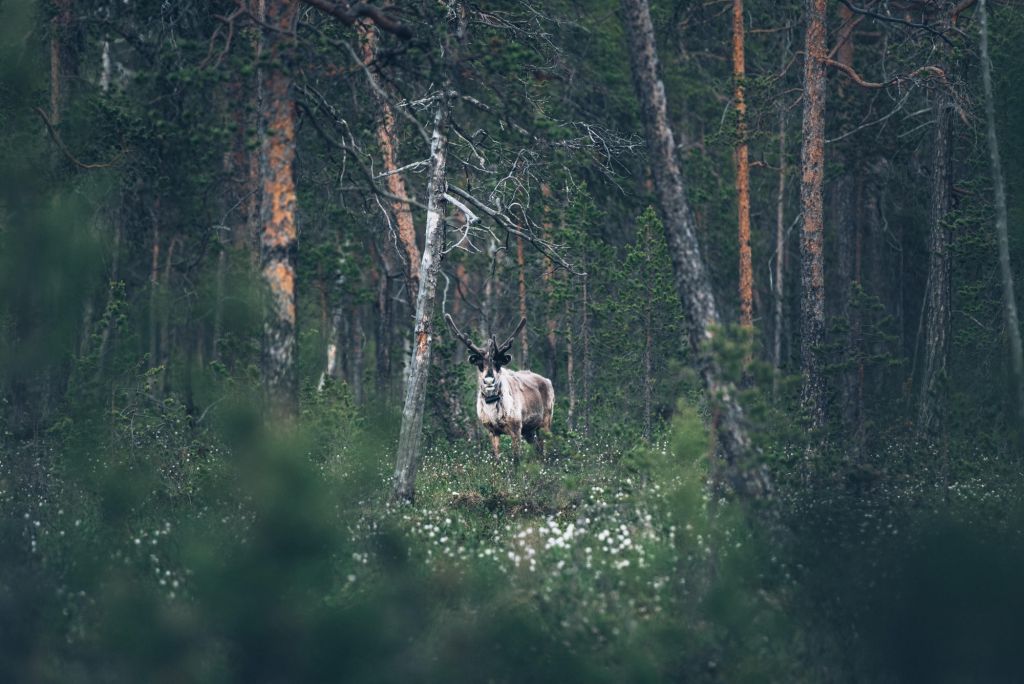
[476,369,554,438]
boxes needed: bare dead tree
[620,0,769,498]
[392,3,464,504]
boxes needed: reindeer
[445,314,554,462]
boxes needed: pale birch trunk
[979,0,1024,430]
[392,6,463,500]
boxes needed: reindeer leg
[511,430,522,468]
[523,429,542,459]
[489,433,506,492]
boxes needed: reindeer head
[445,315,526,403]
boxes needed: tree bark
[392,5,463,502]
[566,300,576,432]
[832,6,863,445]
[49,0,72,126]
[372,246,395,398]
[361,24,421,301]
[643,252,654,443]
[516,234,529,367]
[483,239,501,336]
[391,100,452,502]
[620,0,768,497]
[773,103,787,374]
[799,0,828,431]
[93,213,122,380]
[833,173,859,434]
[159,235,178,396]
[979,0,1024,432]
[582,273,592,438]
[259,0,299,420]
[352,305,365,404]
[918,92,953,438]
[540,184,558,383]
[148,202,160,371]
[247,0,267,266]
[733,0,753,328]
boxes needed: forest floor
[5,394,1024,681]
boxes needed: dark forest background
[2,0,1023,681]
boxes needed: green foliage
[3,0,1024,680]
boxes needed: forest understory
[3,0,1024,681]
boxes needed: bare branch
[299,0,413,39]
[447,184,584,276]
[824,57,946,90]
[836,0,954,46]
[296,100,428,211]
[951,0,978,25]
[34,107,124,169]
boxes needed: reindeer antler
[445,314,485,355]
[498,318,527,354]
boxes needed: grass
[4,391,1024,682]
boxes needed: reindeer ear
[468,353,483,366]
[498,353,512,366]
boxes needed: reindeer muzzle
[481,378,501,403]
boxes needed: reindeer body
[476,369,554,458]
[446,315,555,461]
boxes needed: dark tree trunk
[375,261,394,399]
[517,234,529,368]
[352,305,365,404]
[540,184,558,384]
[642,216,654,442]
[158,235,178,396]
[582,274,592,438]
[620,0,768,497]
[799,0,828,431]
[148,202,160,372]
[918,93,953,439]
[93,211,122,380]
[832,5,862,445]
[566,299,576,432]
[259,0,299,420]
[833,173,859,439]
[49,0,73,127]
[483,239,501,336]
[773,102,787,375]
